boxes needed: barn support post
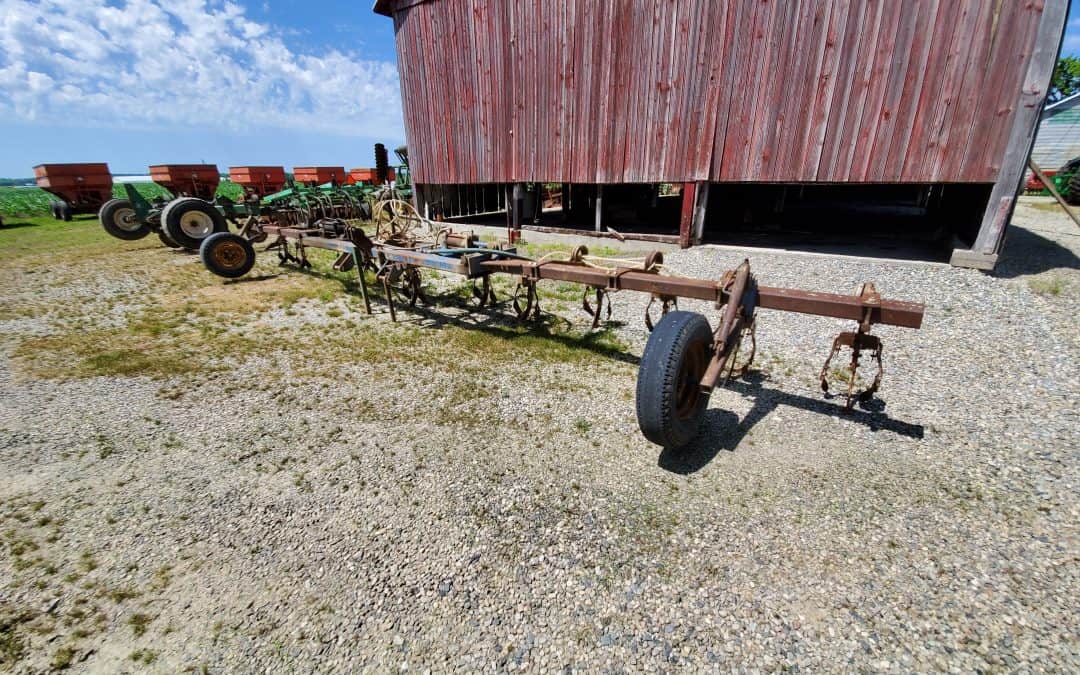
[413,184,425,219]
[534,182,543,224]
[595,184,604,232]
[561,182,571,222]
[954,0,1068,269]
[679,182,697,248]
[505,183,513,230]
[513,182,525,233]
[692,182,710,245]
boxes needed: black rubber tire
[636,311,714,449]
[99,199,150,240]
[60,203,72,221]
[157,229,182,248]
[199,232,256,278]
[162,197,227,250]
[50,202,61,220]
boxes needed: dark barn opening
[702,182,995,261]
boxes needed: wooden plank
[956,2,1021,180]
[788,0,835,181]
[875,0,941,181]
[816,0,868,181]
[716,0,767,179]
[769,0,816,181]
[801,0,851,180]
[967,4,1043,179]
[973,0,1067,256]
[747,0,794,180]
[706,0,743,180]
[935,0,998,180]
[825,0,884,180]
[902,0,975,181]
[847,0,902,181]
[679,182,696,248]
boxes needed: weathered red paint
[678,182,696,249]
[377,0,1064,187]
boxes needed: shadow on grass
[291,262,643,366]
[658,371,924,475]
[224,273,283,285]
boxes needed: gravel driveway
[0,199,1076,672]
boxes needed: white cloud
[0,0,403,138]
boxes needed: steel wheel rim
[179,211,214,238]
[675,339,707,420]
[114,207,139,231]
[212,240,247,270]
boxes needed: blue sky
[0,0,404,176]
[2,1,1080,177]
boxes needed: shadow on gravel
[992,225,1080,278]
[401,297,642,366]
[658,372,925,475]
[224,273,282,284]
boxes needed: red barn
[375,0,1067,268]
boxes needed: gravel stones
[0,199,1076,672]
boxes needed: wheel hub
[212,241,247,270]
[179,211,214,238]
[675,339,707,420]
[114,207,139,231]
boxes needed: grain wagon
[33,163,113,220]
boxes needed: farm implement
[198,206,924,449]
[34,163,113,220]
[99,145,410,251]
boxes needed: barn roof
[1042,92,1080,119]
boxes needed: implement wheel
[636,311,713,449]
[158,229,181,248]
[99,199,150,240]
[162,197,227,250]
[200,232,256,278]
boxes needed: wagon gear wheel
[636,311,714,449]
[158,230,182,248]
[162,197,228,250]
[200,232,256,279]
[99,199,150,240]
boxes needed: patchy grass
[128,613,152,637]
[129,648,158,665]
[517,239,633,260]
[0,610,30,666]
[0,215,152,263]
[1027,274,1068,296]
[49,645,76,670]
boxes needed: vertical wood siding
[387,0,1064,186]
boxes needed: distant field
[0,181,244,218]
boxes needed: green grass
[0,181,244,218]
[0,214,131,261]
[1028,274,1068,296]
